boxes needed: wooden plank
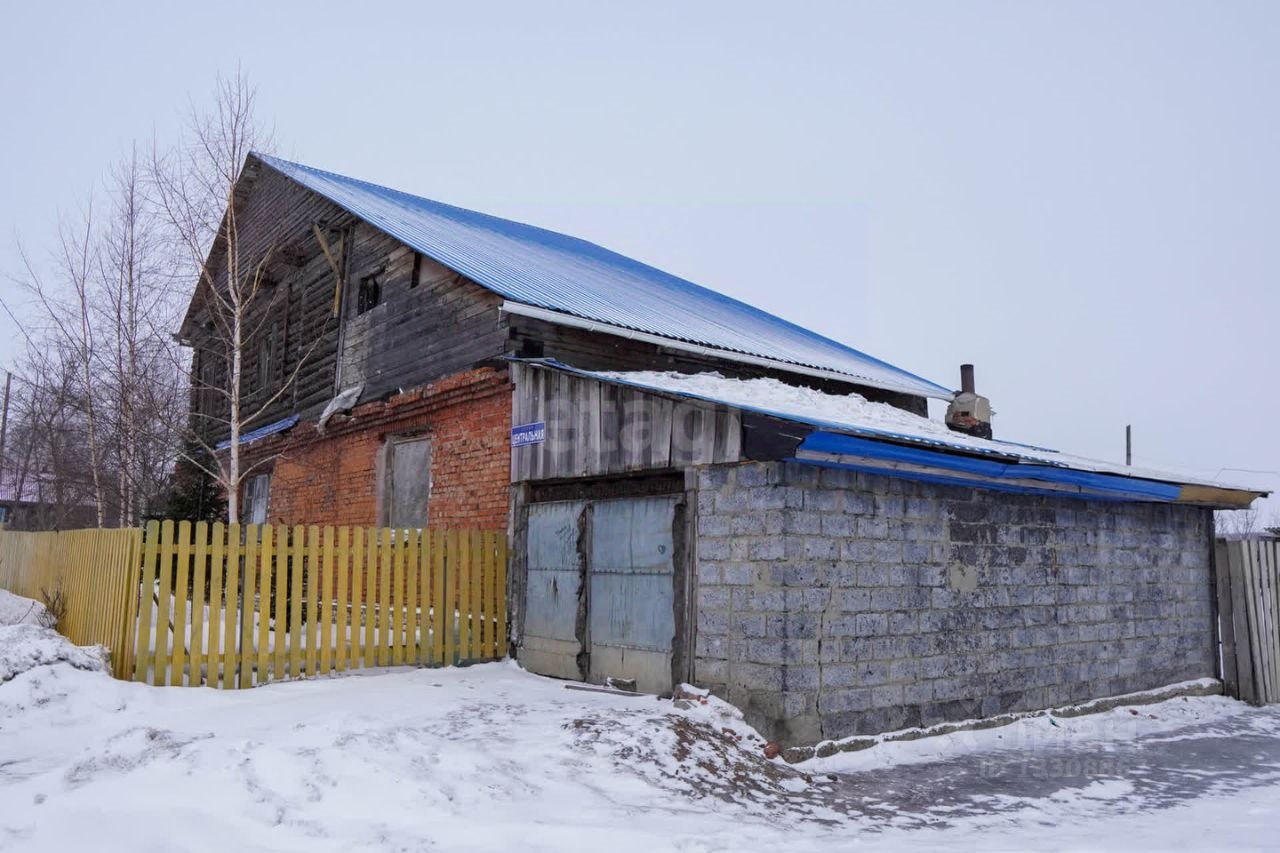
[1228,540,1257,704]
[321,526,336,677]
[392,529,406,666]
[133,520,159,684]
[379,528,393,666]
[223,523,241,689]
[482,531,497,657]
[1260,540,1280,702]
[171,521,192,687]
[306,526,321,676]
[189,522,209,687]
[1269,540,1280,701]
[472,531,485,659]
[417,530,431,665]
[117,529,144,681]
[272,526,287,680]
[257,525,274,685]
[443,530,458,665]
[431,529,445,665]
[1215,540,1239,699]
[336,526,350,673]
[207,522,226,688]
[1241,540,1268,703]
[153,520,175,687]
[239,526,259,689]
[363,528,377,669]
[456,530,472,661]
[1251,540,1276,703]
[496,532,509,659]
[351,526,365,669]
[406,528,420,665]
[289,525,305,680]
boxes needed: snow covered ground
[2,618,1279,851]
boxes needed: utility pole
[1125,424,1132,466]
[0,370,11,486]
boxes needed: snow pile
[0,624,109,683]
[0,588,56,627]
[595,369,1264,490]
[1,660,1278,852]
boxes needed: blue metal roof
[254,154,952,400]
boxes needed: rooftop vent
[945,364,993,439]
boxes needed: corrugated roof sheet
[254,154,952,400]
[512,359,1268,503]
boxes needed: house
[0,474,97,531]
[181,154,1267,744]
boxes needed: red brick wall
[251,367,511,529]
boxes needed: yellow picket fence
[0,527,142,679]
[0,522,508,689]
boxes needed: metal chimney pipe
[960,364,975,394]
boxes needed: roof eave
[500,301,954,402]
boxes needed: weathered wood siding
[186,160,508,445]
[510,362,741,482]
[339,239,506,401]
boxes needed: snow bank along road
[1,622,1279,852]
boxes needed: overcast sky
[1,1,1275,517]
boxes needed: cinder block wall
[693,461,1215,745]
[262,367,511,528]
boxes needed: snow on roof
[253,154,952,400]
[582,367,1266,495]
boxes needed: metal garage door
[521,493,680,694]
[521,500,586,681]
[587,495,678,694]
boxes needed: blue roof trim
[254,154,952,400]
[214,415,300,452]
[797,431,1182,503]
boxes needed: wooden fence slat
[207,522,226,688]
[364,529,376,669]
[1240,540,1266,703]
[153,520,175,687]
[321,526,336,677]
[223,523,242,690]
[1215,539,1238,698]
[240,526,259,689]
[432,530,446,665]
[392,529,406,666]
[336,526,350,673]
[116,529,143,680]
[469,530,483,661]
[258,525,274,686]
[1251,540,1276,703]
[171,521,192,687]
[1261,541,1280,702]
[290,525,304,679]
[1227,540,1258,703]
[496,533,509,659]
[483,531,497,658]
[134,520,160,684]
[307,526,321,677]
[406,529,420,665]
[351,527,365,669]
[445,529,460,665]
[272,526,287,680]
[379,528,392,667]
[417,530,430,665]
[189,522,209,687]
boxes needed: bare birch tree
[149,70,286,524]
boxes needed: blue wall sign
[511,421,546,447]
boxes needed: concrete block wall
[693,461,1215,744]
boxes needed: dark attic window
[357,272,381,314]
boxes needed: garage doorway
[521,490,686,694]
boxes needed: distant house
[0,474,96,531]
[181,154,1267,744]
